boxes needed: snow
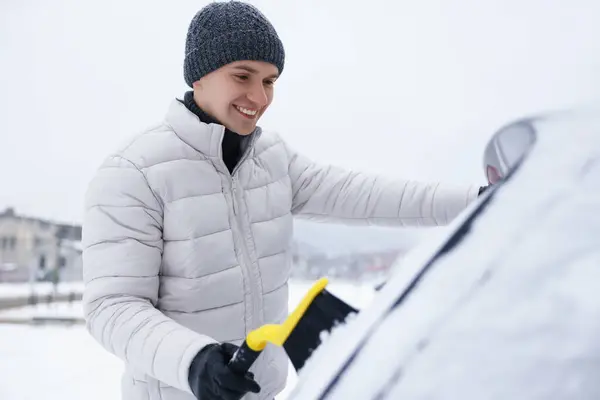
[0,282,84,300]
[0,302,82,323]
[0,279,375,400]
[0,324,123,400]
[288,110,600,399]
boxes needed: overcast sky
[1,0,599,224]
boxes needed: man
[82,2,485,399]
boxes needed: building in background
[0,207,82,283]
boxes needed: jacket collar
[165,99,261,158]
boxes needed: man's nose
[247,83,268,107]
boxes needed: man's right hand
[188,343,261,400]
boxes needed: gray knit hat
[184,1,285,87]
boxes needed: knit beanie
[183,1,285,87]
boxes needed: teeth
[235,106,257,116]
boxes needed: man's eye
[234,75,249,81]
[264,80,275,86]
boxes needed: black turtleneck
[180,91,243,174]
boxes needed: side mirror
[483,118,537,184]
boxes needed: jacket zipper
[230,177,262,329]
[225,132,263,333]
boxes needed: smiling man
[81,1,486,400]
[192,62,279,133]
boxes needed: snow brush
[227,277,358,374]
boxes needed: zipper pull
[232,180,238,215]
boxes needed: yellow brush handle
[245,277,329,351]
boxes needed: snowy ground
[0,301,83,323]
[0,279,375,400]
[0,281,84,299]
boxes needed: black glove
[188,343,261,400]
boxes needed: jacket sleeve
[82,155,216,394]
[284,142,480,226]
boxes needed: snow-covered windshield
[289,109,600,400]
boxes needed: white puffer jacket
[82,99,480,400]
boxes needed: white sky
[1,0,599,224]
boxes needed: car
[287,107,600,399]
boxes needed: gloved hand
[188,343,261,400]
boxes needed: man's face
[192,60,279,135]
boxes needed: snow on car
[287,107,600,400]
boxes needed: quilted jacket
[82,99,480,400]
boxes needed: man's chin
[230,123,257,136]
